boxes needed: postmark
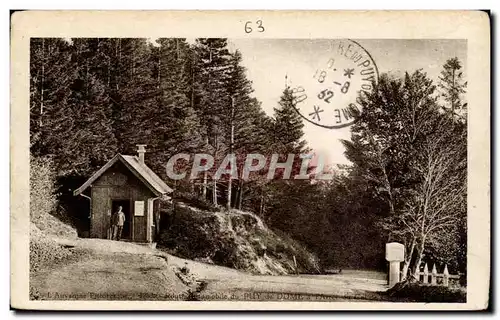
[290,39,379,129]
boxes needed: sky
[227,39,467,165]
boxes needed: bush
[171,192,219,212]
[159,204,221,257]
[29,224,72,272]
[157,204,321,275]
[271,228,322,273]
[30,156,58,224]
[30,156,78,238]
[30,236,73,273]
[387,282,466,303]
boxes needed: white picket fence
[414,263,461,287]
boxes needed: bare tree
[344,70,467,281]
[385,118,466,280]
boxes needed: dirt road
[31,238,191,300]
[31,237,388,301]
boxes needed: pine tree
[30,38,77,159]
[438,57,467,121]
[223,50,270,209]
[30,38,119,176]
[256,85,309,221]
[193,38,232,204]
[64,38,119,176]
[148,38,203,178]
[111,39,159,152]
[273,86,308,155]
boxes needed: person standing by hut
[112,206,126,241]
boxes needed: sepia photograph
[10,11,490,310]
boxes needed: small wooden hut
[73,145,172,243]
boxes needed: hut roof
[73,154,173,197]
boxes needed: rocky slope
[158,203,321,275]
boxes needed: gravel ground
[30,237,191,300]
[31,236,388,302]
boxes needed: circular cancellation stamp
[290,39,379,129]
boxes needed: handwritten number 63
[245,20,265,33]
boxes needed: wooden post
[443,264,449,287]
[431,264,437,285]
[423,263,429,284]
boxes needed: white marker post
[385,242,405,287]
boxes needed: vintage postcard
[10,11,490,310]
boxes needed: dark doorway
[111,200,131,240]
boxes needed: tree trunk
[107,58,111,87]
[383,175,395,216]
[131,42,135,76]
[237,180,244,210]
[388,196,395,216]
[176,38,179,61]
[451,68,456,122]
[40,38,45,127]
[172,179,177,214]
[259,189,265,217]
[412,238,426,281]
[191,53,195,110]
[226,97,235,210]
[85,61,89,97]
[213,134,218,206]
[213,179,217,206]
[157,43,161,88]
[202,136,208,200]
[401,237,416,281]
[116,39,121,91]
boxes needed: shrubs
[160,204,222,257]
[30,224,92,272]
[386,282,466,303]
[171,192,219,212]
[32,212,78,238]
[30,156,78,275]
[266,228,321,273]
[30,156,58,224]
[157,203,321,275]
[30,234,73,273]
[30,156,77,238]
[29,224,72,273]
[159,204,240,268]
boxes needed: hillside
[157,202,321,275]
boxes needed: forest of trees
[30,38,467,274]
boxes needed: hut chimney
[136,144,147,164]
